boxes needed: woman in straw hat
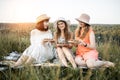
[53,17,77,68]
[13,14,55,67]
[74,13,114,68]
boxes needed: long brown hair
[76,24,90,39]
[55,20,71,41]
[35,20,49,31]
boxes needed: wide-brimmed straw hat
[75,13,90,25]
[36,14,50,23]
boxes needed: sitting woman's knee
[75,56,79,64]
[86,59,95,68]
[75,56,85,65]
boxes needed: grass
[0,23,120,80]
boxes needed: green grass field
[0,23,120,80]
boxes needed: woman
[13,14,54,67]
[54,17,77,68]
[74,13,114,68]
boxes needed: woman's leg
[24,56,35,65]
[56,47,68,67]
[62,47,77,68]
[102,61,115,67]
[83,50,105,68]
[75,56,87,67]
[86,59,115,68]
[86,59,106,68]
[14,55,29,67]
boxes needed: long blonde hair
[75,24,90,39]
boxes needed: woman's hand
[42,38,50,45]
[68,40,78,47]
[62,44,69,47]
[56,44,62,47]
[42,40,47,45]
[79,39,87,47]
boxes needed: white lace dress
[22,29,54,63]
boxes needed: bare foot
[103,61,115,68]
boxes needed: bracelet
[84,44,87,47]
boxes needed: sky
[0,0,120,24]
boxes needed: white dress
[22,29,54,63]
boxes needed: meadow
[0,23,120,80]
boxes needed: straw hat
[36,14,50,23]
[75,13,90,24]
